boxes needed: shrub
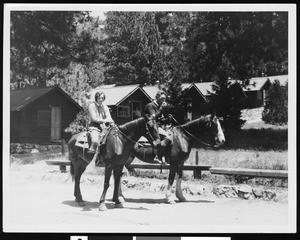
[262,80,288,125]
[210,72,246,131]
[164,80,192,125]
[65,97,90,135]
[65,109,89,135]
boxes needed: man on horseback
[87,91,115,155]
[144,90,172,164]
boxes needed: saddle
[75,133,89,149]
[75,128,110,150]
[137,127,189,153]
[75,126,124,157]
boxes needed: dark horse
[68,116,160,210]
[126,113,225,203]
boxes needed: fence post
[61,139,66,156]
[193,151,201,179]
[59,164,67,173]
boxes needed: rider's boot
[153,145,167,165]
[87,142,97,154]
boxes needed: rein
[117,118,157,146]
[117,127,140,145]
[170,115,216,148]
[116,120,144,145]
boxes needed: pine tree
[210,63,246,131]
[262,80,288,125]
[185,12,288,82]
[103,12,167,85]
[10,11,91,88]
[164,80,191,125]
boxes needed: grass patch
[225,128,287,151]
[129,147,288,188]
[188,149,288,170]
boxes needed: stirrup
[161,159,167,165]
[153,155,162,164]
[87,148,96,154]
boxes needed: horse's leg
[166,164,177,204]
[112,165,125,208]
[114,171,126,204]
[73,158,88,206]
[115,154,136,203]
[124,153,136,175]
[175,165,186,202]
[99,164,112,211]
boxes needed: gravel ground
[3,153,293,234]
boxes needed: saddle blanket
[75,134,89,149]
[137,128,188,153]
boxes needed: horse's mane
[118,117,145,134]
[180,115,211,133]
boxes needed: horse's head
[207,112,225,147]
[145,116,161,147]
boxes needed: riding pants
[89,127,102,144]
[158,127,172,146]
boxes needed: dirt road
[4,161,289,233]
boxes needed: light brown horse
[126,113,225,203]
[68,116,160,210]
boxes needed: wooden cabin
[181,83,209,120]
[193,81,247,108]
[143,84,209,121]
[229,77,272,108]
[89,85,152,125]
[10,85,82,143]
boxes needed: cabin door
[51,106,62,141]
[132,101,142,120]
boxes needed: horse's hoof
[166,199,176,204]
[78,201,86,206]
[112,196,126,204]
[178,197,187,202]
[118,196,125,204]
[115,203,124,208]
[99,203,107,211]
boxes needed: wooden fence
[209,167,288,179]
[45,150,288,179]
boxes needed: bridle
[170,115,219,148]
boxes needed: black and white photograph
[3,3,297,234]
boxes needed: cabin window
[117,106,130,118]
[37,110,51,126]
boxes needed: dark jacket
[144,101,170,125]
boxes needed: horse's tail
[70,157,75,181]
[67,139,75,181]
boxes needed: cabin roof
[142,83,193,100]
[228,77,272,91]
[193,82,216,96]
[10,85,82,111]
[90,85,151,106]
[141,86,160,100]
[266,75,288,85]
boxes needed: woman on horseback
[87,91,115,155]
